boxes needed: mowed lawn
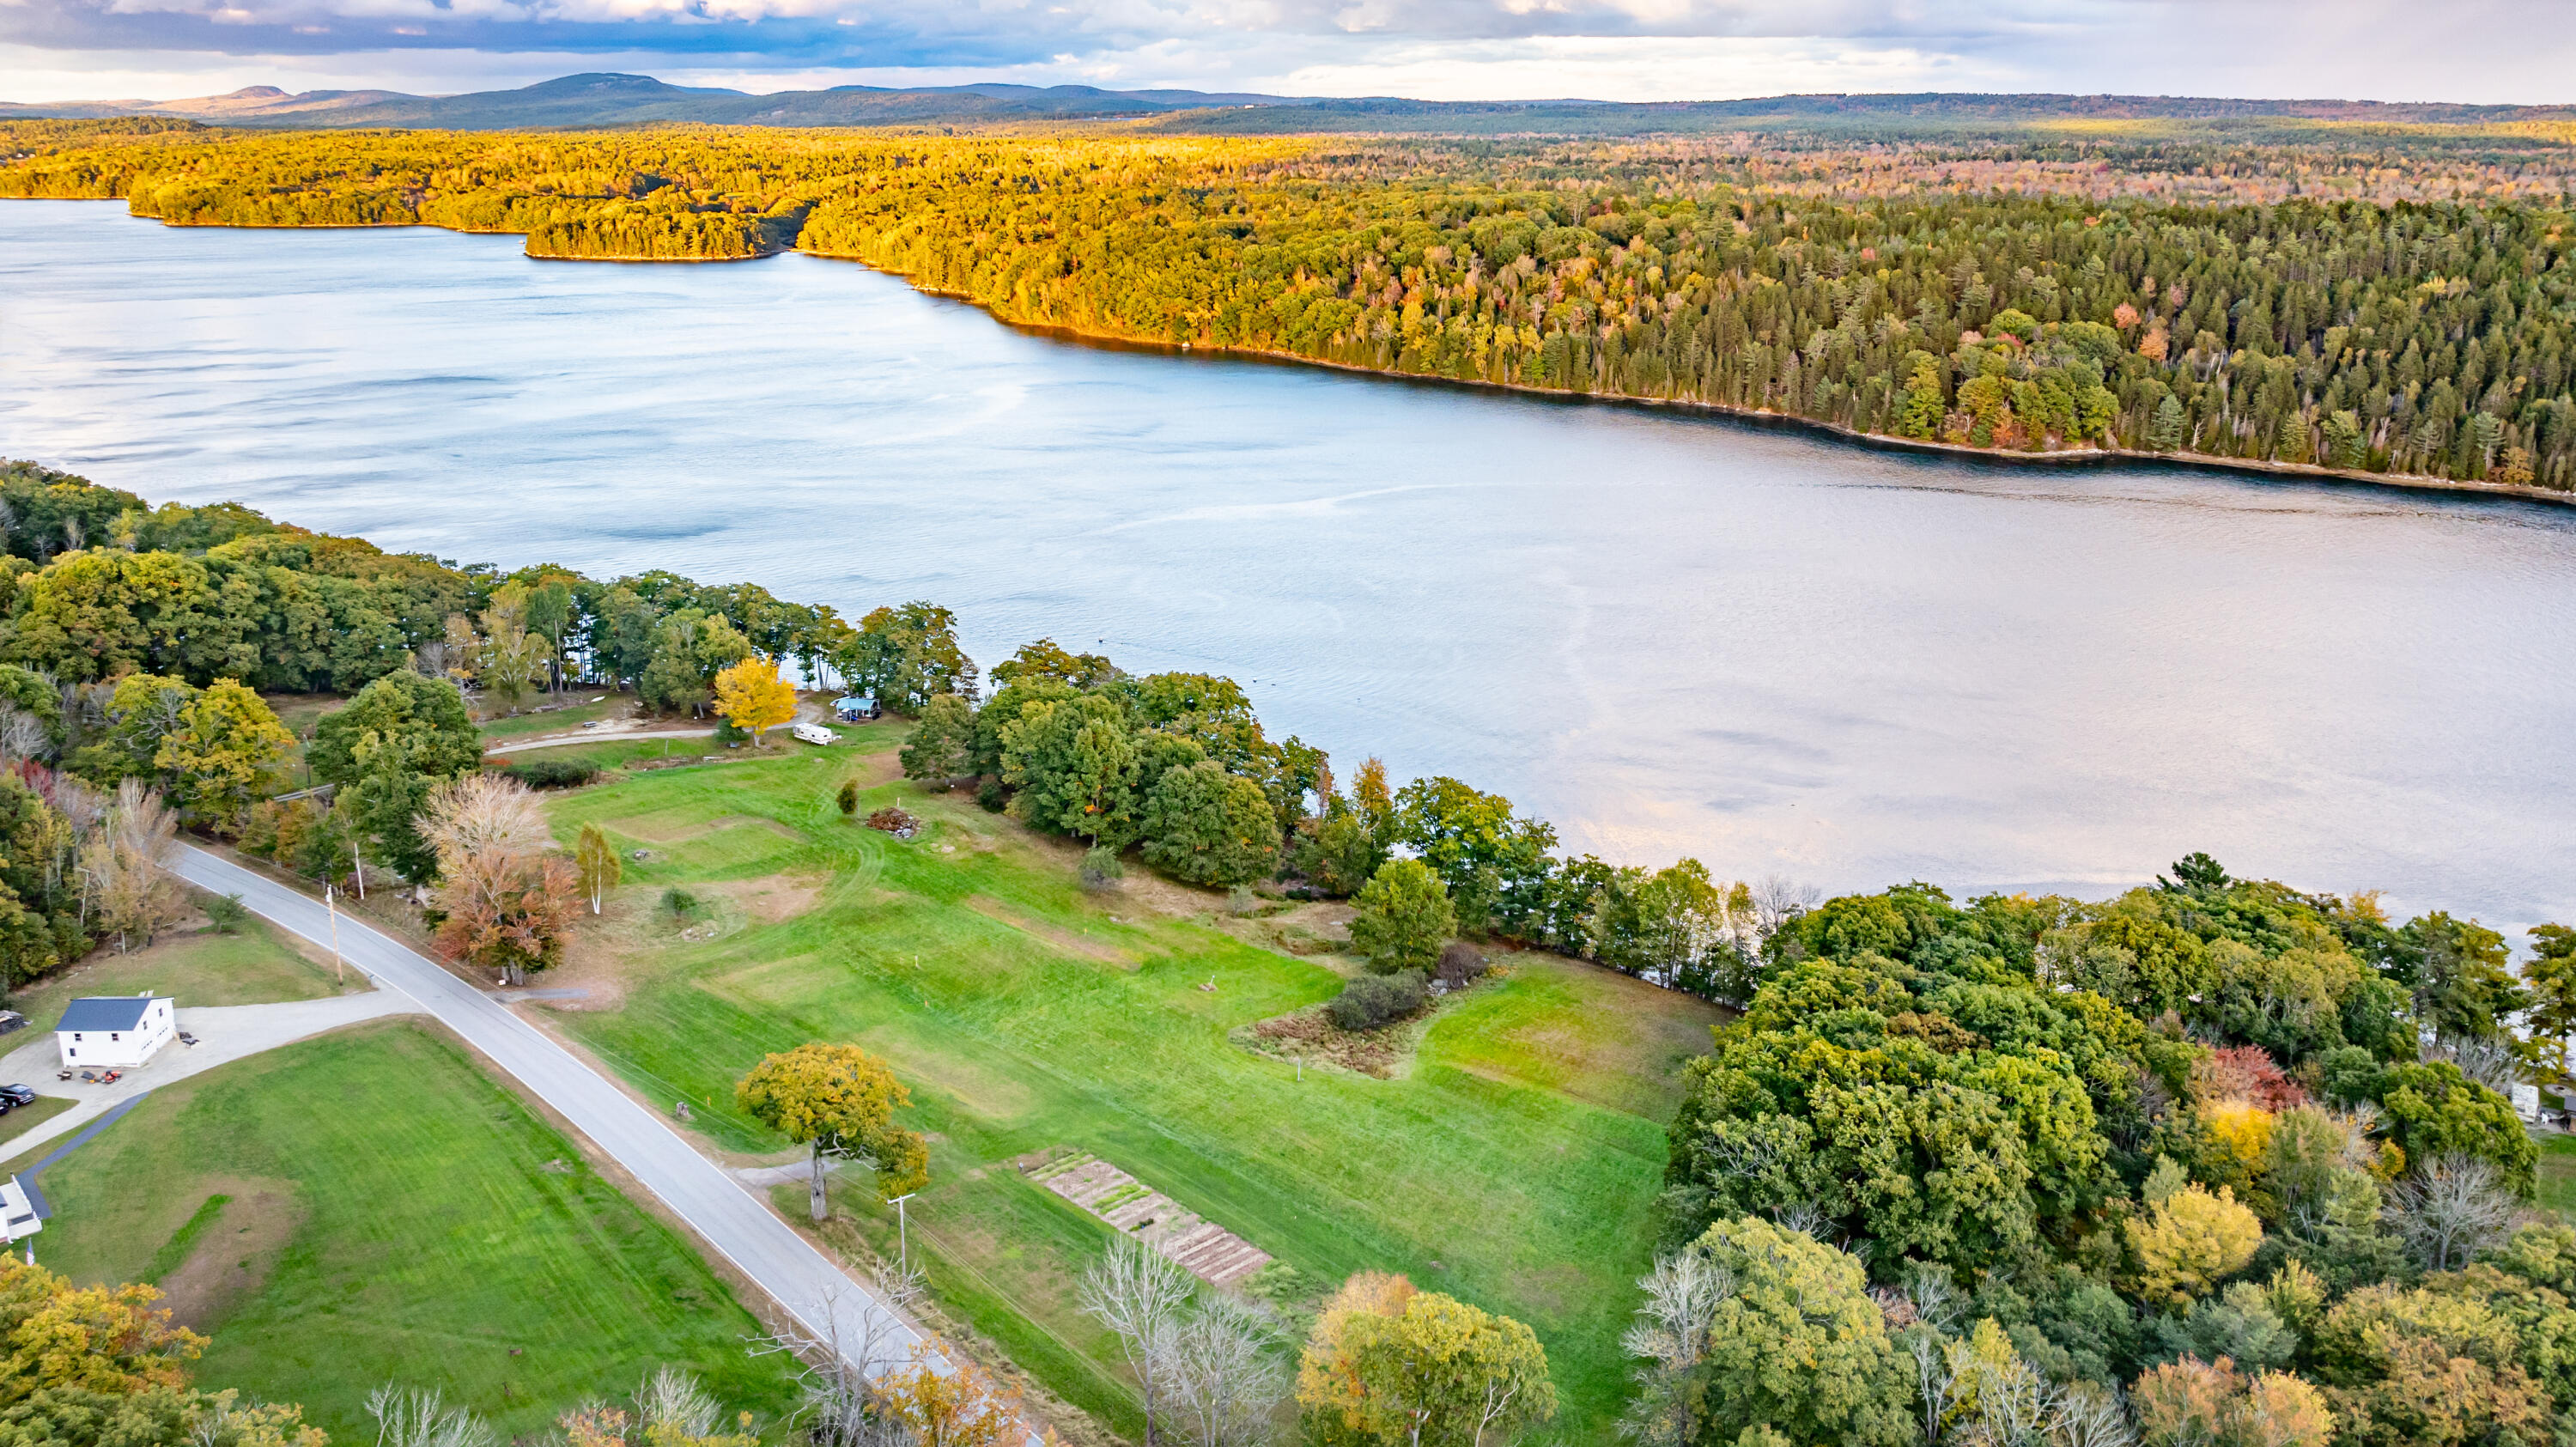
[16,1021,801,1439]
[545,735,1722,1438]
[9,913,344,1027]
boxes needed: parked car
[0,1085,31,1115]
[0,1011,25,1037]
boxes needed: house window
[110,1033,119,1042]
[70,1033,81,1042]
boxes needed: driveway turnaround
[0,992,417,1161]
[172,844,929,1375]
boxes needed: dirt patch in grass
[532,887,675,1010]
[707,874,827,926]
[151,1180,305,1331]
[613,812,801,847]
[963,897,1138,968]
[841,752,904,789]
[1234,1002,1431,1080]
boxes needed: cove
[3,199,2573,927]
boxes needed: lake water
[3,200,2573,929]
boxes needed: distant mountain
[5,72,2573,134]
[0,72,1297,128]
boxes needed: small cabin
[57,994,176,1070]
[832,695,880,722]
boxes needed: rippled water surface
[5,201,2573,925]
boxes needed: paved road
[1,992,417,1160]
[172,844,928,1375]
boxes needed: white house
[57,994,175,1070]
[0,1177,39,1245]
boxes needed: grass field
[9,913,343,1028]
[2540,1134,2576,1222]
[541,732,1720,1439]
[14,1020,801,1440]
[0,1094,74,1146]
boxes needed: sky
[3,0,2573,106]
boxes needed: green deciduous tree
[839,602,976,714]
[152,679,292,834]
[1139,759,1282,887]
[999,695,1138,845]
[2524,923,2576,1085]
[2377,1061,2537,1195]
[1390,776,1555,936]
[1681,1217,1917,1447]
[1349,859,1455,976]
[309,671,482,885]
[899,694,975,783]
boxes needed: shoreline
[818,250,2576,511]
[18,199,2568,509]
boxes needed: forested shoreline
[6,119,2574,495]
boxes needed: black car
[0,1085,32,1116]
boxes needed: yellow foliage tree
[2129,1183,2264,1304]
[734,1043,929,1220]
[875,1349,1016,1447]
[0,1254,204,1394]
[1297,1271,1556,1447]
[2202,1100,2277,1176]
[2132,1355,2334,1447]
[713,657,797,746]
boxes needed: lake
[3,200,2572,928]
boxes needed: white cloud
[1,0,2572,106]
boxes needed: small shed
[57,994,176,1070]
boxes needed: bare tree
[2387,1152,2523,1270]
[419,771,551,873]
[79,779,185,951]
[2422,1035,2523,1094]
[1163,1292,1288,1447]
[635,1366,726,1440]
[364,1387,495,1447]
[0,706,49,764]
[2047,1383,2135,1447]
[1620,1249,1736,1446]
[1079,1236,1195,1446]
[1751,876,1820,936]
[750,1268,928,1447]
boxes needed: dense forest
[5,119,2574,491]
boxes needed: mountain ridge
[6,71,2574,134]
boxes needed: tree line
[5,123,2572,489]
[0,459,981,989]
[1638,854,2576,1447]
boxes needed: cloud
[0,0,2571,104]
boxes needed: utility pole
[888,1192,916,1271]
[325,883,345,986]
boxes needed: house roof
[58,996,157,1033]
